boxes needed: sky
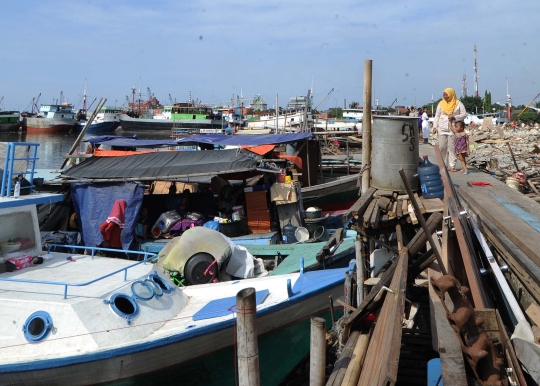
[2,0,539,113]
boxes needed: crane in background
[0,96,3,111]
[169,94,174,105]
[312,88,334,112]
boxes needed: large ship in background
[119,101,223,133]
[0,111,26,133]
[25,104,78,133]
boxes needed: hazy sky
[2,1,539,113]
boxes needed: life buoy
[470,122,476,128]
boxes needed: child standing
[449,119,470,174]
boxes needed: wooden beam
[343,186,376,222]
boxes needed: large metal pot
[305,207,322,219]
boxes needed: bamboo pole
[236,287,260,386]
[341,331,371,386]
[344,271,351,317]
[310,317,326,386]
[355,235,364,307]
[361,60,372,194]
[61,97,106,169]
[306,138,311,187]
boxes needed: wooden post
[361,60,372,194]
[236,287,260,386]
[355,235,364,307]
[310,316,326,386]
[275,94,279,133]
[344,272,351,317]
[346,140,350,175]
[61,97,106,169]
[306,138,311,187]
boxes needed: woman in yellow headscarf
[433,88,467,171]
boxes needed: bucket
[285,175,292,183]
[277,173,286,183]
[371,116,419,193]
[506,177,520,191]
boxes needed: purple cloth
[454,133,468,154]
[169,218,205,236]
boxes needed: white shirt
[421,112,429,128]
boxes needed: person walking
[421,107,430,144]
[433,88,467,171]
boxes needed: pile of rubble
[432,123,540,199]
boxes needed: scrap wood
[419,196,445,213]
[401,200,408,216]
[370,202,381,229]
[526,303,540,327]
[376,196,392,212]
[363,200,377,227]
[408,203,418,225]
[344,186,376,222]
[396,199,403,218]
[413,193,426,214]
[357,248,409,386]
[374,190,394,198]
[327,331,361,385]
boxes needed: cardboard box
[270,182,297,205]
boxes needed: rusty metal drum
[371,116,419,193]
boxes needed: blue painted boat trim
[0,264,354,373]
[493,194,540,232]
[0,194,64,209]
[74,121,119,135]
[193,289,269,321]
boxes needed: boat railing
[0,246,157,299]
[1,142,39,197]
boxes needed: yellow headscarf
[439,88,459,115]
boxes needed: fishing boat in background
[75,106,121,135]
[120,102,223,133]
[0,111,26,133]
[26,104,78,133]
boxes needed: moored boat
[0,111,26,133]
[26,104,78,133]
[75,107,121,134]
[120,102,223,133]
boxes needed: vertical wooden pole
[275,94,279,133]
[344,272,351,317]
[310,316,326,386]
[346,140,350,175]
[355,235,364,307]
[361,60,372,194]
[236,288,260,386]
[306,138,311,187]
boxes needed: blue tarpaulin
[175,133,312,146]
[71,182,145,250]
[87,136,179,148]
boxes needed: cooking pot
[305,207,322,219]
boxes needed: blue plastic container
[418,155,444,199]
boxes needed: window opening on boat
[23,311,53,343]
[149,272,173,294]
[131,280,154,301]
[105,293,139,324]
[146,279,163,297]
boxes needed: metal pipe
[236,287,260,386]
[309,317,326,386]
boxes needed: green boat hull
[108,311,339,386]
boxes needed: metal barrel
[371,116,419,193]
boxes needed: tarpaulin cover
[71,182,144,250]
[176,133,311,146]
[87,136,179,148]
[64,149,257,180]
